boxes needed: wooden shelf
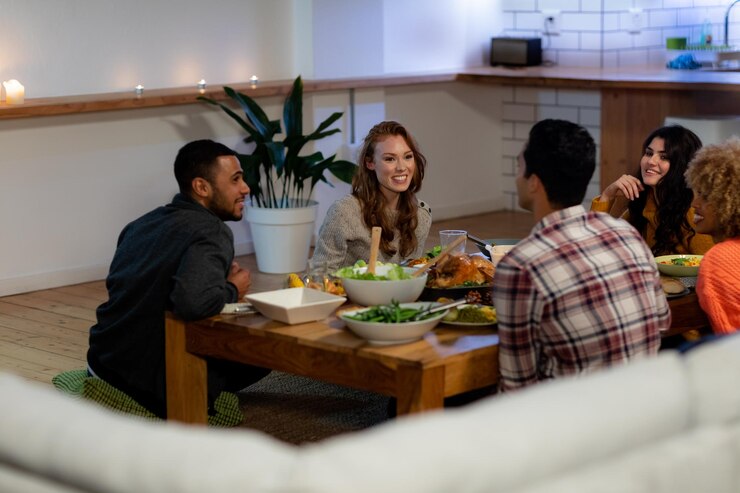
[2,66,738,121]
[0,72,457,120]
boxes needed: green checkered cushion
[52,369,243,427]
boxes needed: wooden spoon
[412,234,466,278]
[368,226,382,275]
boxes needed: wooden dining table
[165,291,708,425]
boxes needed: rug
[237,371,392,445]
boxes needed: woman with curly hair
[685,137,740,334]
[311,121,431,271]
[591,125,713,255]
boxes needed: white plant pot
[245,200,318,274]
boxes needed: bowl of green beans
[339,301,447,345]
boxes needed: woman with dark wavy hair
[591,125,713,255]
[311,121,431,271]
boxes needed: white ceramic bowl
[339,302,446,345]
[245,287,346,325]
[336,265,427,306]
[655,254,703,277]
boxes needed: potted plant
[199,76,356,274]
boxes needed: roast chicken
[426,254,494,288]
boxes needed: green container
[666,37,687,50]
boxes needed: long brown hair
[352,121,427,257]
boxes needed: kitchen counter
[457,65,740,187]
[457,65,740,92]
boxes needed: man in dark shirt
[88,139,269,418]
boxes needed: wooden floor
[0,210,533,386]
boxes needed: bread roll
[660,277,686,295]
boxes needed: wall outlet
[542,9,561,36]
[628,8,644,34]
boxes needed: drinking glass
[439,230,467,255]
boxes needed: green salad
[344,300,437,323]
[335,260,411,281]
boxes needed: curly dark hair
[352,121,427,258]
[685,137,740,241]
[627,125,702,255]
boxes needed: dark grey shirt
[87,193,238,412]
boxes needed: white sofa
[2,336,740,493]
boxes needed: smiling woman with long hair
[311,121,431,271]
[591,125,714,255]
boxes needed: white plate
[221,302,255,314]
[443,319,497,327]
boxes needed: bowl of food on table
[334,261,427,306]
[418,253,495,305]
[475,238,520,260]
[339,300,447,345]
[441,301,498,326]
[655,254,703,277]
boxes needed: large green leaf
[199,75,354,208]
[283,76,303,139]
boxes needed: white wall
[0,0,508,296]
[0,0,302,98]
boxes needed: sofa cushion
[684,334,740,426]
[284,354,690,493]
[0,373,296,493]
[514,424,740,493]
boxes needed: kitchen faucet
[725,0,740,47]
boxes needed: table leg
[165,313,208,424]
[396,364,445,415]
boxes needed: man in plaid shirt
[493,119,670,392]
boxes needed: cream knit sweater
[311,195,432,271]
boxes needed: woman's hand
[599,174,644,202]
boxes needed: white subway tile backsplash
[632,29,662,48]
[538,105,579,122]
[502,139,523,158]
[502,122,514,139]
[579,108,601,127]
[603,31,633,50]
[546,31,580,50]
[603,13,620,31]
[580,32,602,50]
[677,8,707,27]
[503,103,536,122]
[602,0,632,12]
[516,12,545,31]
[580,0,602,13]
[663,0,692,8]
[602,51,619,67]
[538,0,579,11]
[501,0,535,11]
[557,50,602,67]
[634,0,663,10]
[557,90,600,108]
[514,87,557,105]
[562,13,603,32]
[618,49,649,66]
[514,122,533,140]
[500,12,515,30]
[649,10,678,28]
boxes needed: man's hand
[227,261,251,299]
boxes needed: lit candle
[3,79,25,104]
[134,84,144,95]
[249,75,259,88]
[197,79,207,94]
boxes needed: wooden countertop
[457,65,740,92]
[1,65,737,121]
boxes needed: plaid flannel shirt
[493,206,670,391]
